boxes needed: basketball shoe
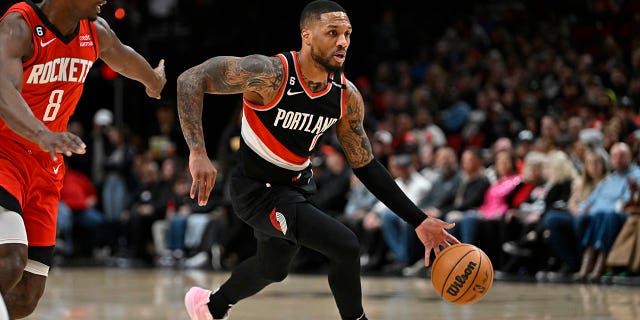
[185,287,229,320]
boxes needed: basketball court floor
[25,267,639,320]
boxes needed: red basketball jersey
[0,1,99,153]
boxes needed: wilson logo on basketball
[446,261,477,296]
[269,208,288,235]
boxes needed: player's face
[309,12,351,73]
[74,0,107,21]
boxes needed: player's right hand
[415,217,460,266]
[188,151,217,206]
[36,130,86,160]
[146,59,166,99]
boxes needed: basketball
[431,243,494,305]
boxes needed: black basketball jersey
[240,51,346,183]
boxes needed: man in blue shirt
[575,142,640,281]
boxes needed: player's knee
[336,230,360,261]
[0,245,27,294]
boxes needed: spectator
[538,150,609,279]
[448,148,491,215]
[484,137,514,184]
[57,161,106,258]
[341,175,384,271]
[119,159,166,264]
[100,126,136,223]
[448,150,520,265]
[498,151,548,275]
[574,142,640,281]
[504,151,578,279]
[418,147,461,217]
[310,144,352,217]
[372,153,431,271]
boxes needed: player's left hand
[415,217,460,266]
[146,59,166,99]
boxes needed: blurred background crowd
[2,0,640,284]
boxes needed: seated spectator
[340,175,384,271]
[153,176,193,267]
[606,178,640,277]
[503,151,578,278]
[419,147,461,218]
[541,150,608,279]
[574,142,640,281]
[57,161,106,258]
[434,147,490,218]
[406,146,460,275]
[181,161,235,270]
[502,151,547,242]
[119,159,168,265]
[98,125,136,223]
[310,144,352,217]
[448,150,520,267]
[371,153,431,271]
[484,137,514,184]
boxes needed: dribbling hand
[415,217,460,266]
[36,130,86,160]
[188,151,217,206]
[146,59,166,99]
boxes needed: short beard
[311,48,344,73]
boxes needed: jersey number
[43,90,64,121]
[309,133,323,152]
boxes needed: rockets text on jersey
[0,1,99,153]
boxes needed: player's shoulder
[343,78,362,96]
[0,11,30,33]
[242,54,285,73]
[91,16,110,33]
[245,54,283,65]
[0,12,32,46]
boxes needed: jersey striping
[241,51,347,174]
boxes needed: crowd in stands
[4,0,639,285]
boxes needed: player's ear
[301,28,311,46]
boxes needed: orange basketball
[430,243,494,305]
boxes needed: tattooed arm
[176,54,285,205]
[335,81,374,168]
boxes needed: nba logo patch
[269,208,288,235]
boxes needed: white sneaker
[184,252,209,269]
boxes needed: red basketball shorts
[0,139,64,247]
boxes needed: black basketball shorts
[229,167,310,243]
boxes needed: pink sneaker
[184,287,229,320]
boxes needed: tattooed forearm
[337,82,374,168]
[177,68,207,151]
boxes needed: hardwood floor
[26,268,640,319]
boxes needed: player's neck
[296,51,328,92]
[39,1,80,37]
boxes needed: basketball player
[179,1,458,319]
[0,0,166,318]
